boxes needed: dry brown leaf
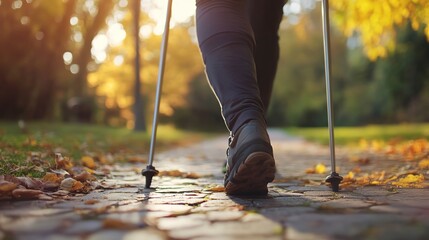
[0,181,18,193]
[82,156,97,169]
[12,189,43,200]
[55,153,73,170]
[127,156,146,163]
[60,178,77,191]
[159,170,201,179]
[84,199,100,205]
[206,185,225,192]
[74,171,96,182]
[42,172,63,184]
[72,181,85,192]
[102,218,136,230]
[184,172,201,179]
[17,177,43,190]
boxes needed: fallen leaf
[102,218,136,230]
[55,153,73,170]
[50,169,71,177]
[0,181,18,193]
[392,174,425,188]
[82,156,97,169]
[12,189,43,200]
[418,159,429,170]
[17,177,43,190]
[60,178,85,192]
[84,199,100,205]
[127,156,146,163]
[305,163,327,174]
[42,172,63,184]
[158,170,200,178]
[74,171,96,182]
[205,185,225,192]
[72,181,85,192]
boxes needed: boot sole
[225,152,275,195]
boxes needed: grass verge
[285,123,429,146]
[0,121,211,177]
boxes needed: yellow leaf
[418,159,429,169]
[315,163,327,174]
[82,156,97,169]
[0,181,18,193]
[392,174,425,187]
[42,172,62,183]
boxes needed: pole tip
[142,165,159,188]
[325,172,343,192]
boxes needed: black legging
[196,0,286,133]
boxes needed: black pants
[196,0,286,134]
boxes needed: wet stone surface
[1,129,429,239]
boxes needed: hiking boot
[224,120,276,195]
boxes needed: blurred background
[1,0,428,132]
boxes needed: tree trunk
[132,0,146,131]
[73,0,115,97]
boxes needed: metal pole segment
[148,0,173,166]
[321,0,336,172]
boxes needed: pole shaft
[321,0,336,172]
[148,0,173,166]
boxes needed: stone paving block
[315,198,373,209]
[148,196,206,206]
[106,202,147,213]
[0,208,71,217]
[206,211,244,222]
[122,228,167,240]
[50,199,118,210]
[258,207,315,222]
[145,204,193,215]
[0,200,51,210]
[1,216,66,233]
[168,216,283,239]
[285,185,331,192]
[62,220,103,234]
[99,212,148,225]
[157,214,207,231]
[370,205,429,215]
[13,233,81,240]
[86,230,127,240]
[285,213,411,240]
[253,196,312,208]
[353,186,397,197]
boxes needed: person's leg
[247,0,287,113]
[195,0,276,195]
[195,0,265,134]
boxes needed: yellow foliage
[418,159,429,169]
[305,163,327,174]
[331,0,429,60]
[82,156,97,170]
[392,174,425,188]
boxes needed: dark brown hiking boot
[224,120,276,195]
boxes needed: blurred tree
[331,0,429,60]
[87,12,204,128]
[0,0,116,121]
[0,0,76,119]
[268,4,348,127]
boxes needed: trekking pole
[321,0,343,192]
[142,0,173,188]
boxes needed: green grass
[285,123,429,146]
[0,121,211,177]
